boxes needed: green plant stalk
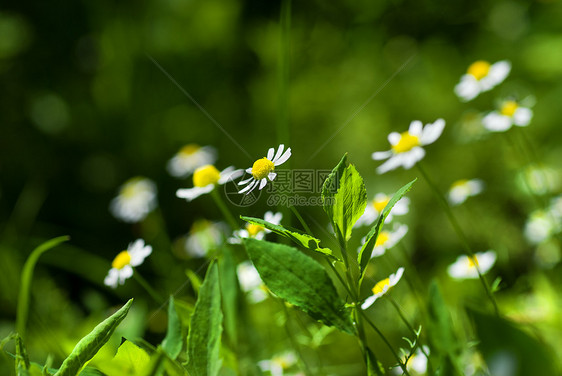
[132,270,164,304]
[386,295,431,368]
[280,300,316,375]
[416,163,499,315]
[210,188,238,230]
[17,235,70,340]
[290,206,313,236]
[361,311,411,376]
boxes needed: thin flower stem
[279,300,316,376]
[326,261,353,297]
[132,270,164,304]
[361,311,411,376]
[416,163,499,316]
[210,188,239,230]
[290,206,313,236]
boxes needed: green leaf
[186,261,223,376]
[54,299,134,376]
[321,155,367,242]
[97,340,150,376]
[426,281,463,376]
[240,216,340,262]
[358,179,416,280]
[185,270,202,296]
[17,236,70,340]
[365,347,384,376]
[161,297,182,360]
[16,334,30,376]
[219,246,238,347]
[243,238,355,335]
[470,309,560,375]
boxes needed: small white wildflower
[448,179,485,206]
[229,211,283,244]
[110,177,157,223]
[184,219,228,258]
[355,193,410,227]
[524,210,558,245]
[237,261,267,303]
[447,251,496,280]
[358,224,408,258]
[238,144,291,195]
[394,346,430,375]
[167,144,217,178]
[482,100,533,132]
[372,119,445,174]
[176,165,243,202]
[258,351,297,376]
[455,60,511,102]
[104,239,152,288]
[361,267,404,310]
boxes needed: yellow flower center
[193,165,221,187]
[467,60,491,80]
[179,144,200,156]
[375,231,390,247]
[112,250,131,269]
[190,219,211,233]
[467,255,479,268]
[251,158,275,180]
[500,101,518,117]
[373,197,390,213]
[392,132,420,154]
[246,223,265,237]
[372,278,391,295]
[121,184,138,198]
[451,179,469,190]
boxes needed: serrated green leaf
[243,238,355,335]
[17,236,70,340]
[470,309,559,376]
[240,216,340,262]
[54,299,134,376]
[161,297,182,360]
[219,246,238,347]
[358,179,416,280]
[186,261,222,376]
[97,340,150,376]
[321,155,367,242]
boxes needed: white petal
[246,167,253,174]
[238,179,258,194]
[118,265,133,284]
[482,112,512,132]
[401,147,425,169]
[238,176,254,185]
[267,147,275,160]
[390,267,405,285]
[388,132,401,145]
[408,120,423,137]
[130,243,152,266]
[513,107,532,126]
[274,148,291,166]
[376,155,404,174]
[104,269,119,288]
[487,60,511,86]
[259,179,268,190]
[372,150,392,160]
[268,172,277,181]
[361,295,378,310]
[219,167,244,184]
[454,76,480,102]
[272,144,285,162]
[476,250,497,274]
[420,118,445,145]
[176,185,214,201]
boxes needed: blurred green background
[1,0,562,374]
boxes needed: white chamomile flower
[482,100,533,132]
[237,261,267,303]
[372,119,445,174]
[355,193,410,227]
[358,224,408,258]
[110,177,157,223]
[184,219,228,258]
[394,346,430,375]
[550,195,562,220]
[104,239,152,288]
[361,267,404,310]
[167,144,217,178]
[524,210,559,245]
[454,60,511,102]
[448,179,485,206]
[238,144,291,195]
[258,351,297,376]
[229,211,283,244]
[176,165,243,202]
[447,251,496,280]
